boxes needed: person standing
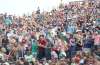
[94,32,100,51]
[38,35,47,60]
[2,36,9,55]
[83,34,94,54]
[31,34,38,59]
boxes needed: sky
[0,0,80,16]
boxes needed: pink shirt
[94,35,100,45]
[0,24,3,29]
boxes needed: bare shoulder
[94,59,100,65]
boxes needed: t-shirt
[32,39,38,53]
[67,25,75,34]
[59,51,66,58]
[94,35,100,45]
[60,32,67,44]
[80,59,84,64]
[4,18,12,26]
[38,38,47,52]
[0,52,4,60]
[51,51,58,59]
[0,24,3,29]
[36,32,41,40]
[24,55,33,62]
[18,35,23,42]
[7,32,13,39]
[84,38,94,48]
[71,63,76,65]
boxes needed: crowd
[0,0,100,65]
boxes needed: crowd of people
[0,0,100,65]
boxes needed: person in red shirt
[38,35,47,60]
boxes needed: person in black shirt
[2,36,9,55]
[2,36,9,47]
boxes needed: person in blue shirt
[67,24,76,34]
[83,34,94,54]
